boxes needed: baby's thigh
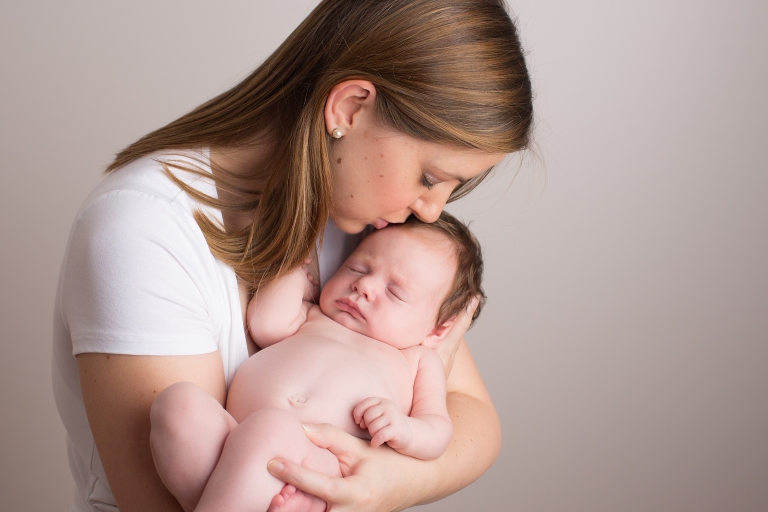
[150,381,237,508]
[197,408,340,511]
[225,408,341,478]
[150,381,236,443]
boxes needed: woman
[52,0,533,511]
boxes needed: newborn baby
[150,213,485,512]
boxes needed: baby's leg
[195,407,341,512]
[150,382,237,512]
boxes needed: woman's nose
[409,188,451,224]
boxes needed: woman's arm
[421,338,502,502]
[77,351,227,512]
[266,338,501,511]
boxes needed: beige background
[1,1,767,510]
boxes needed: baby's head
[319,212,486,349]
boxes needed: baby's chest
[288,334,415,410]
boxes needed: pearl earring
[332,127,343,139]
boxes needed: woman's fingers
[267,458,349,504]
[301,423,367,461]
[267,424,375,509]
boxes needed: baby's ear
[421,316,457,349]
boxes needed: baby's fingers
[353,397,382,425]
[369,425,398,448]
[365,417,393,447]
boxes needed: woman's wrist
[357,391,501,509]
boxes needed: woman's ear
[421,316,457,349]
[324,80,377,137]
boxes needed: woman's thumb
[302,422,366,456]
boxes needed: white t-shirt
[51,150,362,512]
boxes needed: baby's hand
[299,258,320,302]
[353,397,414,451]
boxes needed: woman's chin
[329,216,367,235]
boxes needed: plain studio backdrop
[1,1,766,511]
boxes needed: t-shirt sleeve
[60,189,220,356]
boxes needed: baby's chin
[319,298,427,348]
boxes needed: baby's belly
[226,335,412,438]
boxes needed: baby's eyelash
[421,173,436,190]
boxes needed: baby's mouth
[335,299,364,320]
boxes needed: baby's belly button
[288,394,308,406]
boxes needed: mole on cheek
[380,154,384,158]
[379,174,384,178]
[337,158,342,164]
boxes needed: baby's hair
[399,212,486,327]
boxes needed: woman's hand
[433,297,479,376]
[266,423,419,512]
[267,336,502,512]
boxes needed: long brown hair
[107,0,533,292]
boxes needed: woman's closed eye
[421,173,438,190]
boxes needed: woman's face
[328,119,506,234]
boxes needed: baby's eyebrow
[353,250,376,263]
[387,271,413,296]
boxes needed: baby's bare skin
[228,306,419,438]
[151,226,457,512]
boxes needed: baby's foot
[267,484,327,512]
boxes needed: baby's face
[319,226,456,349]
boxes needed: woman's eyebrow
[430,165,469,185]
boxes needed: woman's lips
[335,299,364,320]
[373,218,389,229]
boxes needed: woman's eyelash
[421,173,436,190]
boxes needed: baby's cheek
[317,287,335,316]
[373,318,409,349]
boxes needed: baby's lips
[335,298,364,320]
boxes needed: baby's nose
[353,277,376,300]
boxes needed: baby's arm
[353,347,453,460]
[246,259,318,348]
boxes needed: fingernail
[268,459,285,474]
[302,423,319,433]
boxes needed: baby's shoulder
[298,304,341,335]
[304,303,326,324]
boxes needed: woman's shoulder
[79,148,214,221]
[64,149,220,276]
